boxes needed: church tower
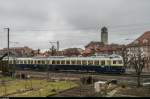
[101,26,108,44]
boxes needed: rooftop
[128,31,150,46]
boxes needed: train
[2,54,125,74]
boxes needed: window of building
[134,40,139,44]
[143,39,148,44]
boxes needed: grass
[0,78,78,97]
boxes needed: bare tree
[37,48,40,54]
[50,45,57,56]
[31,50,35,57]
[121,46,131,68]
[129,47,147,87]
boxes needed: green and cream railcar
[8,54,125,73]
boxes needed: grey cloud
[0,0,150,50]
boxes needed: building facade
[0,46,35,57]
[63,48,83,57]
[82,41,123,56]
[126,31,150,72]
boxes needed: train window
[113,61,117,64]
[18,60,20,64]
[37,60,41,64]
[82,60,87,65]
[28,60,31,64]
[42,60,45,64]
[52,60,55,64]
[26,60,28,64]
[88,60,93,65]
[30,60,33,64]
[118,60,122,64]
[61,60,65,64]
[94,60,99,65]
[41,60,43,64]
[24,60,27,64]
[13,60,15,64]
[77,60,81,65]
[12,60,14,64]
[56,60,60,65]
[46,60,48,64]
[45,60,48,64]
[40,60,43,64]
[20,60,22,64]
[34,60,37,64]
[71,60,76,65]
[11,60,13,64]
[101,60,105,65]
[16,60,19,64]
[9,60,12,64]
[13,60,16,64]
[66,60,70,65]
[45,60,47,64]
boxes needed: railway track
[17,70,150,78]
[13,70,150,87]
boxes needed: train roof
[8,54,122,60]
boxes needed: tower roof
[101,26,108,32]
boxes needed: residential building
[63,48,83,57]
[82,41,123,56]
[127,31,150,72]
[0,46,35,57]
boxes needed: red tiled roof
[128,31,150,46]
[85,41,104,48]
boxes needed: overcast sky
[0,0,150,51]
